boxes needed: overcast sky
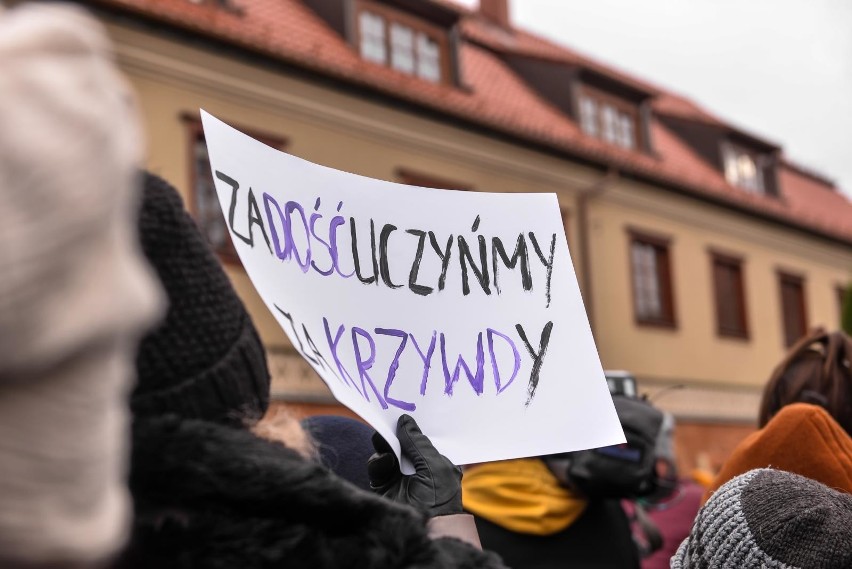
[456,0,852,196]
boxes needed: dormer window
[355,1,447,84]
[578,87,638,150]
[722,143,765,193]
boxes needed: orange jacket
[704,403,852,503]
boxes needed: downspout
[576,167,619,337]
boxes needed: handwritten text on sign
[200,110,623,468]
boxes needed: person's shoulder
[128,415,483,568]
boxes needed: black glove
[367,414,463,518]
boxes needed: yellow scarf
[462,458,587,535]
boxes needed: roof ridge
[781,158,839,192]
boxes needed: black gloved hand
[367,414,463,518]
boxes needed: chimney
[479,0,510,28]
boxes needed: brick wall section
[674,421,755,476]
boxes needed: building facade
[74,0,852,472]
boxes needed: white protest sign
[201,110,624,470]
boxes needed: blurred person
[638,481,703,569]
[636,413,702,569]
[704,328,852,502]
[119,173,506,569]
[672,468,852,568]
[0,4,163,567]
[301,414,376,491]
[759,328,852,433]
[460,377,681,568]
[462,457,640,568]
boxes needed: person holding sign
[120,173,507,569]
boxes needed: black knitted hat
[672,468,852,568]
[132,172,270,426]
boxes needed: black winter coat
[119,416,508,569]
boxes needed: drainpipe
[576,167,619,337]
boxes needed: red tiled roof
[85,0,852,245]
[462,17,660,96]
[780,165,852,240]
[652,93,724,126]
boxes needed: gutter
[576,167,619,337]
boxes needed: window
[778,272,807,347]
[359,11,387,64]
[578,93,637,150]
[183,115,286,263]
[396,168,471,191]
[722,143,765,192]
[579,97,598,137]
[356,1,448,84]
[629,230,676,327]
[711,252,748,339]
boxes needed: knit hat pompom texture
[672,468,852,569]
[133,173,270,426]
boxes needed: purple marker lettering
[487,328,521,393]
[330,201,355,278]
[351,327,388,409]
[410,331,437,395]
[375,328,415,411]
[263,192,291,261]
[440,332,485,396]
[322,317,362,396]
[285,200,311,273]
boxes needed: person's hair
[251,405,318,460]
[758,328,852,434]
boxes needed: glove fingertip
[371,431,392,453]
[398,414,420,434]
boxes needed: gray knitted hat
[672,468,852,568]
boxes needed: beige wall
[589,179,852,392]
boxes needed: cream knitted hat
[0,3,162,566]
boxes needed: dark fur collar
[120,416,502,569]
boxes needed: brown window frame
[838,284,849,328]
[777,270,808,347]
[628,228,676,329]
[182,113,287,265]
[395,168,471,191]
[577,84,642,151]
[710,250,749,340]
[561,208,571,251]
[354,0,452,85]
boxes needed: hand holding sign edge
[367,414,463,518]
